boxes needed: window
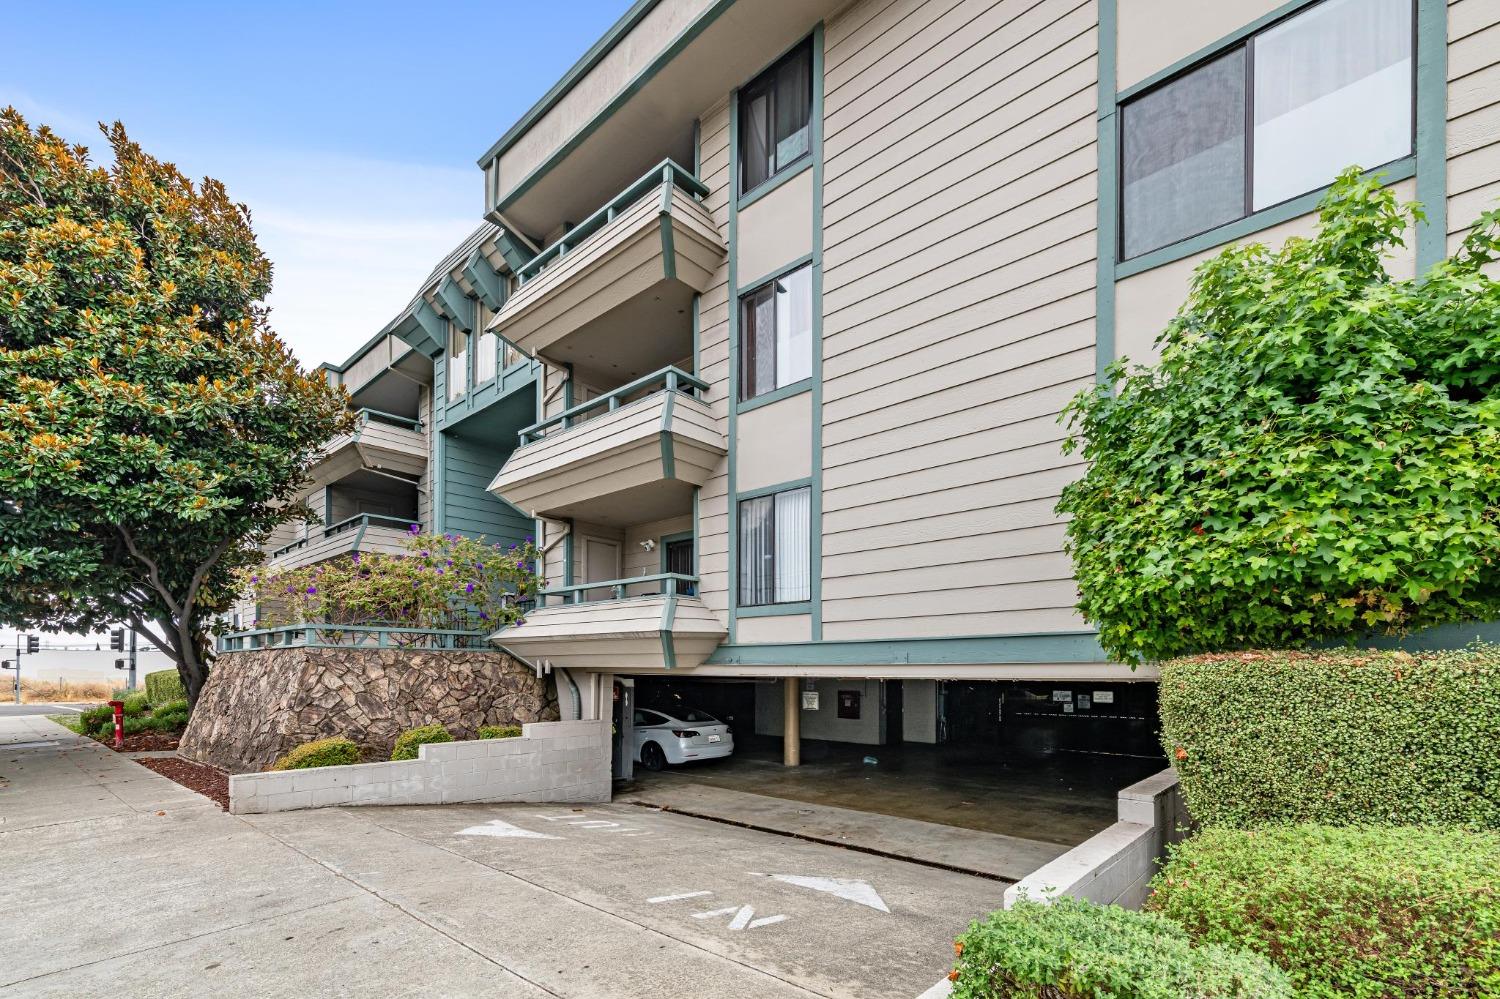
[738,486,810,606]
[447,326,468,400]
[739,263,812,401]
[739,39,813,195]
[502,339,522,369]
[474,304,497,384]
[1120,0,1412,259]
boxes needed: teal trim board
[736,378,811,415]
[738,601,811,619]
[726,85,741,644]
[736,157,811,212]
[808,22,825,642]
[1414,0,1448,273]
[1095,0,1118,383]
[659,389,677,479]
[738,253,815,300]
[706,633,1110,667]
[736,476,812,503]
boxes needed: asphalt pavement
[0,702,96,717]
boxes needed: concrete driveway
[0,717,997,998]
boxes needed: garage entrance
[624,677,1166,851]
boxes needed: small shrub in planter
[121,693,149,717]
[949,897,1290,999]
[144,669,186,706]
[391,723,453,761]
[1149,824,1500,998]
[1159,646,1500,829]
[78,704,112,730]
[271,738,362,771]
[145,706,189,732]
[478,724,522,740]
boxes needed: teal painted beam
[463,250,506,312]
[1095,0,1118,382]
[410,302,447,357]
[495,230,531,273]
[706,633,1110,667]
[1414,0,1448,273]
[436,278,474,329]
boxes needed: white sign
[1093,690,1115,704]
[802,691,820,711]
[1077,695,1091,710]
[1051,690,1073,702]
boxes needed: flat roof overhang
[481,0,845,240]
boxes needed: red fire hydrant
[108,699,124,750]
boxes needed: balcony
[489,160,725,372]
[490,573,726,672]
[487,367,724,527]
[304,409,426,491]
[268,514,419,571]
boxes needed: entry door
[883,679,903,744]
[664,538,695,595]
[583,537,621,602]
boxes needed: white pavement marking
[692,904,789,931]
[456,819,559,839]
[646,891,713,904]
[47,704,83,713]
[755,873,891,913]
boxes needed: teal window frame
[735,478,813,611]
[737,35,815,202]
[1116,0,1418,268]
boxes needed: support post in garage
[782,677,801,767]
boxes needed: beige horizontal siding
[1448,0,1500,254]
[819,0,1096,642]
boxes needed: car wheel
[640,742,667,771]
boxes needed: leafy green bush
[246,531,539,630]
[152,698,189,716]
[1058,171,1500,663]
[144,669,186,705]
[271,738,361,770]
[478,724,522,739]
[1159,647,1500,829]
[121,692,149,716]
[391,723,453,761]
[145,706,189,732]
[949,897,1290,999]
[79,704,112,730]
[1149,824,1500,998]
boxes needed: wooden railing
[537,572,699,607]
[271,514,419,559]
[517,366,708,445]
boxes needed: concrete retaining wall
[1003,768,1186,910]
[228,719,609,814]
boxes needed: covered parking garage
[619,675,1166,869]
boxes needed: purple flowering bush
[244,532,539,631]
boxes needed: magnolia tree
[249,530,540,633]
[0,110,351,704]
[1059,169,1500,664]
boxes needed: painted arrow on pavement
[753,873,890,913]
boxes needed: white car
[632,706,734,770]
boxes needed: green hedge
[1159,646,1500,829]
[272,738,361,770]
[391,723,452,761]
[144,668,186,705]
[478,724,522,739]
[1149,824,1500,998]
[949,897,1290,999]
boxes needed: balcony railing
[354,408,422,432]
[515,159,709,287]
[517,366,708,445]
[218,624,494,653]
[537,572,699,607]
[272,514,420,559]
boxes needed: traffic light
[110,628,125,652]
[25,635,39,654]
[115,658,126,671]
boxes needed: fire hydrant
[108,699,124,750]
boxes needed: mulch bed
[135,756,230,811]
[107,730,182,753]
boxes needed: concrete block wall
[228,719,610,814]
[1002,768,1186,911]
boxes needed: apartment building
[241,0,1498,781]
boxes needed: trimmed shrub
[478,724,522,740]
[145,706,189,732]
[121,692,149,716]
[1149,824,1500,998]
[1159,646,1500,829]
[391,723,452,761]
[78,704,112,730]
[271,738,361,771]
[949,897,1290,999]
[144,669,186,706]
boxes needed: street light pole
[128,630,137,692]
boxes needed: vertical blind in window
[475,330,498,384]
[1119,0,1412,259]
[447,327,468,400]
[738,486,810,606]
[740,264,812,401]
[1252,0,1412,209]
[739,40,812,195]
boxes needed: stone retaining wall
[180,646,558,773]
[229,720,610,814]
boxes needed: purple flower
[478,612,489,621]
[407,523,421,535]
[465,583,475,594]
[250,575,259,583]
[306,586,317,595]
[436,568,444,575]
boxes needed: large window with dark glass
[738,39,813,196]
[1121,0,1412,259]
[738,486,810,607]
[739,263,812,402]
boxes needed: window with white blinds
[738,486,810,606]
[475,330,498,384]
[447,326,468,400]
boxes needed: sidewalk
[0,716,1000,998]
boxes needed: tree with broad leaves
[0,109,351,705]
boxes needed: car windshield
[676,709,717,723]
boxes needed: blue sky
[4,0,632,367]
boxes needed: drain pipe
[557,667,582,721]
